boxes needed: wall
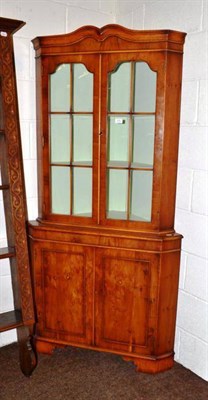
[0,0,115,345]
[0,0,207,381]
[116,0,208,381]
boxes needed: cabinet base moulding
[35,337,174,374]
[122,355,174,374]
[35,338,66,355]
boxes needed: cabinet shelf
[0,246,15,260]
[107,210,150,221]
[108,111,156,116]
[73,211,92,217]
[72,161,92,167]
[0,184,9,190]
[51,161,93,167]
[0,310,23,333]
[50,111,93,115]
[107,161,153,170]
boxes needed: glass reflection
[73,115,92,163]
[50,64,70,112]
[108,116,129,164]
[108,62,131,112]
[50,115,70,163]
[51,166,70,214]
[134,62,156,112]
[130,171,153,221]
[132,115,155,168]
[72,168,92,216]
[107,169,128,220]
[73,64,93,112]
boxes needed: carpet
[0,343,207,400]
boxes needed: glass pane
[51,166,70,214]
[134,62,156,112]
[50,64,70,112]
[130,171,153,221]
[73,115,92,163]
[107,169,128,220]
[72,168,92,216]
[108,116,129,163]
[50,115,70,163]
[109,62,131,112]
[132,116,155,168]
[73,64,93,112]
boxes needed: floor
[0,343,207,399]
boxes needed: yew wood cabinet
[28,25,186,373]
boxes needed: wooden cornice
[32,24,186,56]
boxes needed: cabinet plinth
[29,25,186,373]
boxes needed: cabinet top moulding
[0,16,25,34]
[32,24,186,56]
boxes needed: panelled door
[40,54,100,225]
[95,247,159,355]
[33,241,94,345]
[100,52,163,230]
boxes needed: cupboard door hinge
[42,136,45,147]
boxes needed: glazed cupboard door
[95,248,159,355]
[100,53,163,230]
[32,242,94,345]
[38,55,99,225]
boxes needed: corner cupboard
[28,25,186,373]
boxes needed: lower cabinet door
[33,241,94,345]
[95,248,158,355]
